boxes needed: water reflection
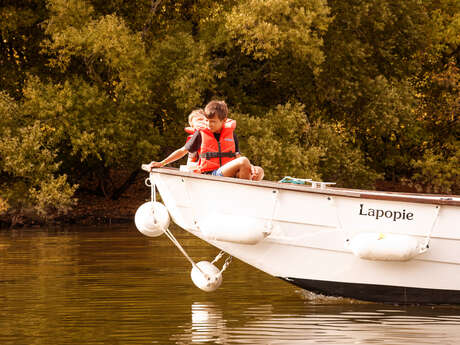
[176,300,460,345]
[190,302,227,343]
[0,225,459,345]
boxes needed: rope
[145,175,156,202]
[164,227,204,274]
[146,175,203,273]
[212,251,232,274]
[219,256,232,275]
[211,251,224,264]
[328,195,352,243]
[266,189,279,233]
[419,205,441,253]
[147,173,232,278]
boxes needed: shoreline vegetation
[0,171,149,229]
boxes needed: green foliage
[234,102,380,187]
[225,0,331,69]
[0,1,48,98]
[150,32,217,113]
[410,60,460,194]
[316,1,429,177]
[0,91,17,128]
[196,0,332,113]
[43,2,151,105]
[349,77,421,178]
[408,144,460,194]
[0,117,77,217]
[305,119,382,189]
[234,102,322,181]
[1,0,459,223]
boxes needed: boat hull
[148,168,460,304]
[285,278,460,304]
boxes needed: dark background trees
[1,0,459,221]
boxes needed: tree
[0,0,48,99]
[0,91,77,221]
[234,102,380,187]
[1,0,459,224]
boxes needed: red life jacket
[195,119,237,173]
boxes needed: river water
[1,224,459,345]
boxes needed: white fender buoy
[200,214,271,245]
[134,201,170,237]
[349,232,424,261]
[191,261,223,292]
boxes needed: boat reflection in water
[190,302,227,344]
[172,298,460,345]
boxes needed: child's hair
[188,109,205,126]
[204,100,228,120]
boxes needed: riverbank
[58,173,149,226]
[1,173,149,228]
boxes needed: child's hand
[148,161,163,171]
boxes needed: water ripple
[1,226,460,345]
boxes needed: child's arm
[149,146,188,170]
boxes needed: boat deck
[147,167,460,207]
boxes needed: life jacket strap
[200,152,236,159]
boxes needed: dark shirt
[184,130,239,154]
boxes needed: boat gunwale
[149,168,460,206]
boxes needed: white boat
[139,167,460,304]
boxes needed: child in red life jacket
[148,100,264,181]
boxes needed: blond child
[185,109,206,168]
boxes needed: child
[187,109,207,130]
[149,100,264,181]
[185,109,206,168]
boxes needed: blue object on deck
[279,176,311,185]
